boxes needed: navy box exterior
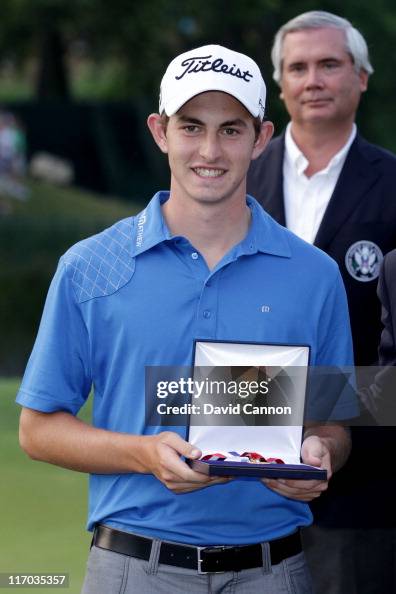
[189,459,327,480]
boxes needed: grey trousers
[81,542,313,594]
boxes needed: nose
[304,66,324,90]
[198,132,222,162]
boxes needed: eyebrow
[286,56,344,67]
[221,119,248,128]
[176,115,204,125]
[176,115,248,128]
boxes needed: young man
[17,45,354,594]
[247,11,396,593]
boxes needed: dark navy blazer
[248,133,396,527]
[248,133,396,366]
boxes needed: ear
[252,121,274,160]
[147,113,168,153]
[359,69,369,93]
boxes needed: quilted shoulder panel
[62,217,136,303]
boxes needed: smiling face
[147,91,273,209]
[280,27,368,129]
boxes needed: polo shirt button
[203,310,211,319]
[191,252,199,260]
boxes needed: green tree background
[0,0,394,147]
[2,0,396,375]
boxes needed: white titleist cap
[159,44,266,120]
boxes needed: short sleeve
[16,258,92,414]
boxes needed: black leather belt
[93,525,302,574]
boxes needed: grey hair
[271,10,374,85]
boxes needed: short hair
[271,10,374,85]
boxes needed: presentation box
[187,340,327,481]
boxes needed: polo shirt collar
[131,191,291,259]
[242,196,291,258]
[131,191,172,256]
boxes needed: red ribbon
[201,453,227,461]
[241,451,284,464]
[201,451,284,464]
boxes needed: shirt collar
[239,196,291,258]
[131,191,172,257]
[285,122,357,177]
[131,192,291,259]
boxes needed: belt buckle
[197,546,227,574]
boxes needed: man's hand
[261,435,331,502]
[139,431,231,494]
[19,410,231,492]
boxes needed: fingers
[156,443,204,482]
[157,451,232,493]
[158,447,211,483]
[148,432,232,493]
[262,477,329,501]
[262,437,331,502]
[160,431,202,460]
[266,486,325,501]
[301,435,326,467]
[301,436,332,479]
[167,477,232,494]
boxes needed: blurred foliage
[1,1,396,366]
[0,181,137,375]
[0,0,395,147]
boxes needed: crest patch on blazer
[345,240,383,282]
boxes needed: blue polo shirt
[17,192,354,545]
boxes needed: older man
[248,10,396,594]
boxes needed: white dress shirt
[283,123,357,244]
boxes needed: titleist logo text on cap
[175,54,253,82]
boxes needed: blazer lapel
[249,134,286,225]
[314,135,381,250]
